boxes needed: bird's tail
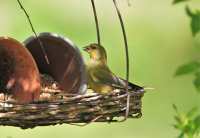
[127,81,144,92]
[113,77,144,92]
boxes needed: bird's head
[83,43,107,63]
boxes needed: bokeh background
[0,0,200,138]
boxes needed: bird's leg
[3,93,8,110]
[5,93,8,101]
[3,93,6,108]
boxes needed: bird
[83,43,144,94]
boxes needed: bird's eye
[91,46,96,49]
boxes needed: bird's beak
[83,46,90,52]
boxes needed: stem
[16,0,50,64]
[113,0,130,120]
[91,0,101,46]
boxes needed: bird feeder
[0,0,145,129]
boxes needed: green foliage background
[0,0,200,138]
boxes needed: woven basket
[0,74,144,129]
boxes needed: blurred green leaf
[173,105,200,138]
[174,115,183,125]
[184,124,193,137]
[173,104,179,113]
[186,107,198,118]
[185,5,194,17]
[194,115,200,126]
[193,115,200,137]
[186,6,200,36]
[193,75,200,92]
[174,114,189,129]
[195,71,200,77]
[174,124,181,129]
[175,61,200,76]
[178,132,184,138]
[173,0,190,5]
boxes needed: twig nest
[0,37,41,104]
[24,33,87,94]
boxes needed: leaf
[173,106,200,137]
[173,104,179,113]
[194,115,200,127]
[195,71,200,77]
[177,132,184,138]
[186,123,196,136]
[185,6,200,36]
[185,5,194,17]
[191,13,200,37]
[174,124,181,129]
[193,115,200,136]
[186,107,198,118]
[173,0,190,5]
[193,75,200,92]
[174,115,183,125]
[175,61,200,76]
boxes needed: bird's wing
[89,65,118,85]
[88,64,144,92]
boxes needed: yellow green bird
[83,43,144,94]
